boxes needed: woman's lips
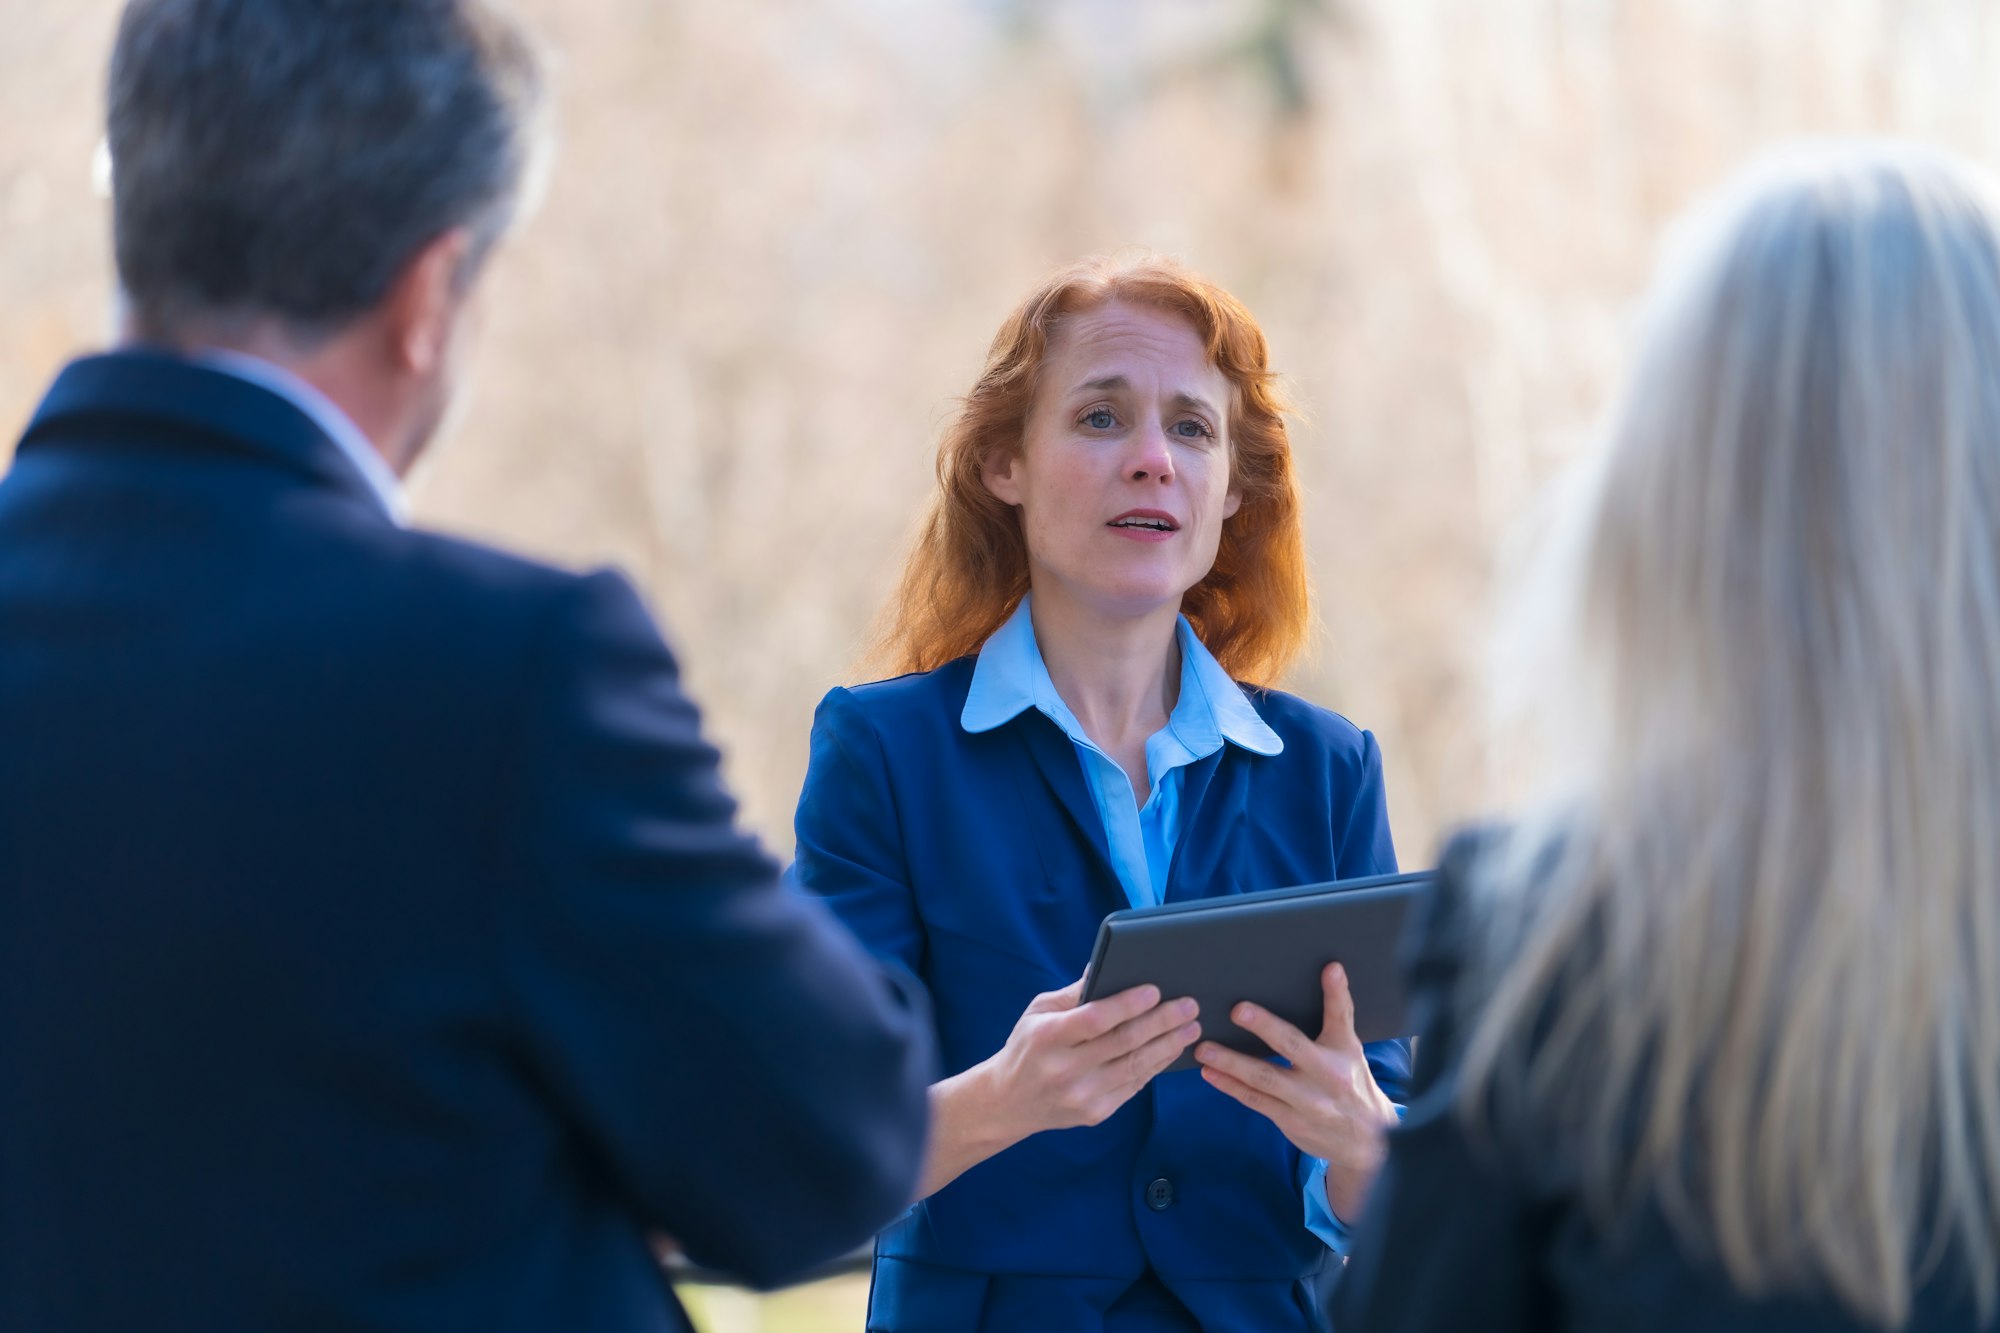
[1106,510,1179,542]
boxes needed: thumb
[1320,962,1362,1052]
[1027,977,1086,1015]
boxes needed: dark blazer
[1331,832,2000,1333]
[0,351,933,1333]
[794,661,1413,1333]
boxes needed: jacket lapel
[1010,712,1129,917]
[1164,747,1249,903]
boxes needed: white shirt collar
[193,348,407,524]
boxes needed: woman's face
[984,299,1241,621]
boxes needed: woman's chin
[1053,578,1200,622]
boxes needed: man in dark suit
[0,3,932,1330]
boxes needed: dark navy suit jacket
[795,660,1413,1333]
[0,351,933,1333]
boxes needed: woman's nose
[1126,422,1174,483]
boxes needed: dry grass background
[7,1,2000,1327]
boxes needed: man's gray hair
[108,0,546,344]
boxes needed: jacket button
[1145,1177,1174,1211]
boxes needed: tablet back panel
[1081,871,1428,1074]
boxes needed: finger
[1070,1016,1200,1127]
[1320,962,1362,1053]
[1193,1040,1308,1114]
[1057,983,1162,1042]
[1112,1017,1203,1090]
[1199,1063,1295,1127]
[1082,995,1198,1065]
[1025,978,1087,1015]
[1227,1000,1317,1065]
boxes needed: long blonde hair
[1465,143,2000,1327]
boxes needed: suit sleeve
[500,570,935,1288]
[1327,832,1558,1332]
[1296,727,1410,1248]
[1337,729,1410,1101]
[791,686,926,979]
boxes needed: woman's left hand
[1195,962,1398,1223]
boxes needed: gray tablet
[1080,870,1429,1074]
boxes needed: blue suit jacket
[795,659,1412,1333]
[0,351,933,1333]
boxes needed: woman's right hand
[916,978,1199,1199]
[987,979,1202,1137]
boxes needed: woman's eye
[1082,408,1117,430]
[1174,418,1215,440]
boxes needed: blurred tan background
[7,1,2000,1328]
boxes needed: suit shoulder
[818,658,976,733]
[291,516,660,687]
[1403,823,1528,996]
[346,521,596,606]
[329,516,655,627]
[1240,683,1379,767]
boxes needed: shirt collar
[192,349,408,525]
[960,596,1283,757]
[1170,613,1284,757]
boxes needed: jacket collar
[961,595,1284,759]
[18,348,396,520]
[194,349,405,522]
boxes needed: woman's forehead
[1044,299,1226,393]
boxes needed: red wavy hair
[868,253,1311,686]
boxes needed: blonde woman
[1334,144,2000,1332]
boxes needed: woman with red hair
[794,255,1409,1331]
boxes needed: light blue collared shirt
[194,348,407,524]
[959,597,1365,1251]
[961,597,1282,911]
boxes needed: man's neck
[124,317,408,477]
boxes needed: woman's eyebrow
[1073,376,1218,418]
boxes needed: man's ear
[380,229,475,376]
[982,450,1023,507]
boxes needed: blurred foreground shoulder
[1328,823,1560,1333]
